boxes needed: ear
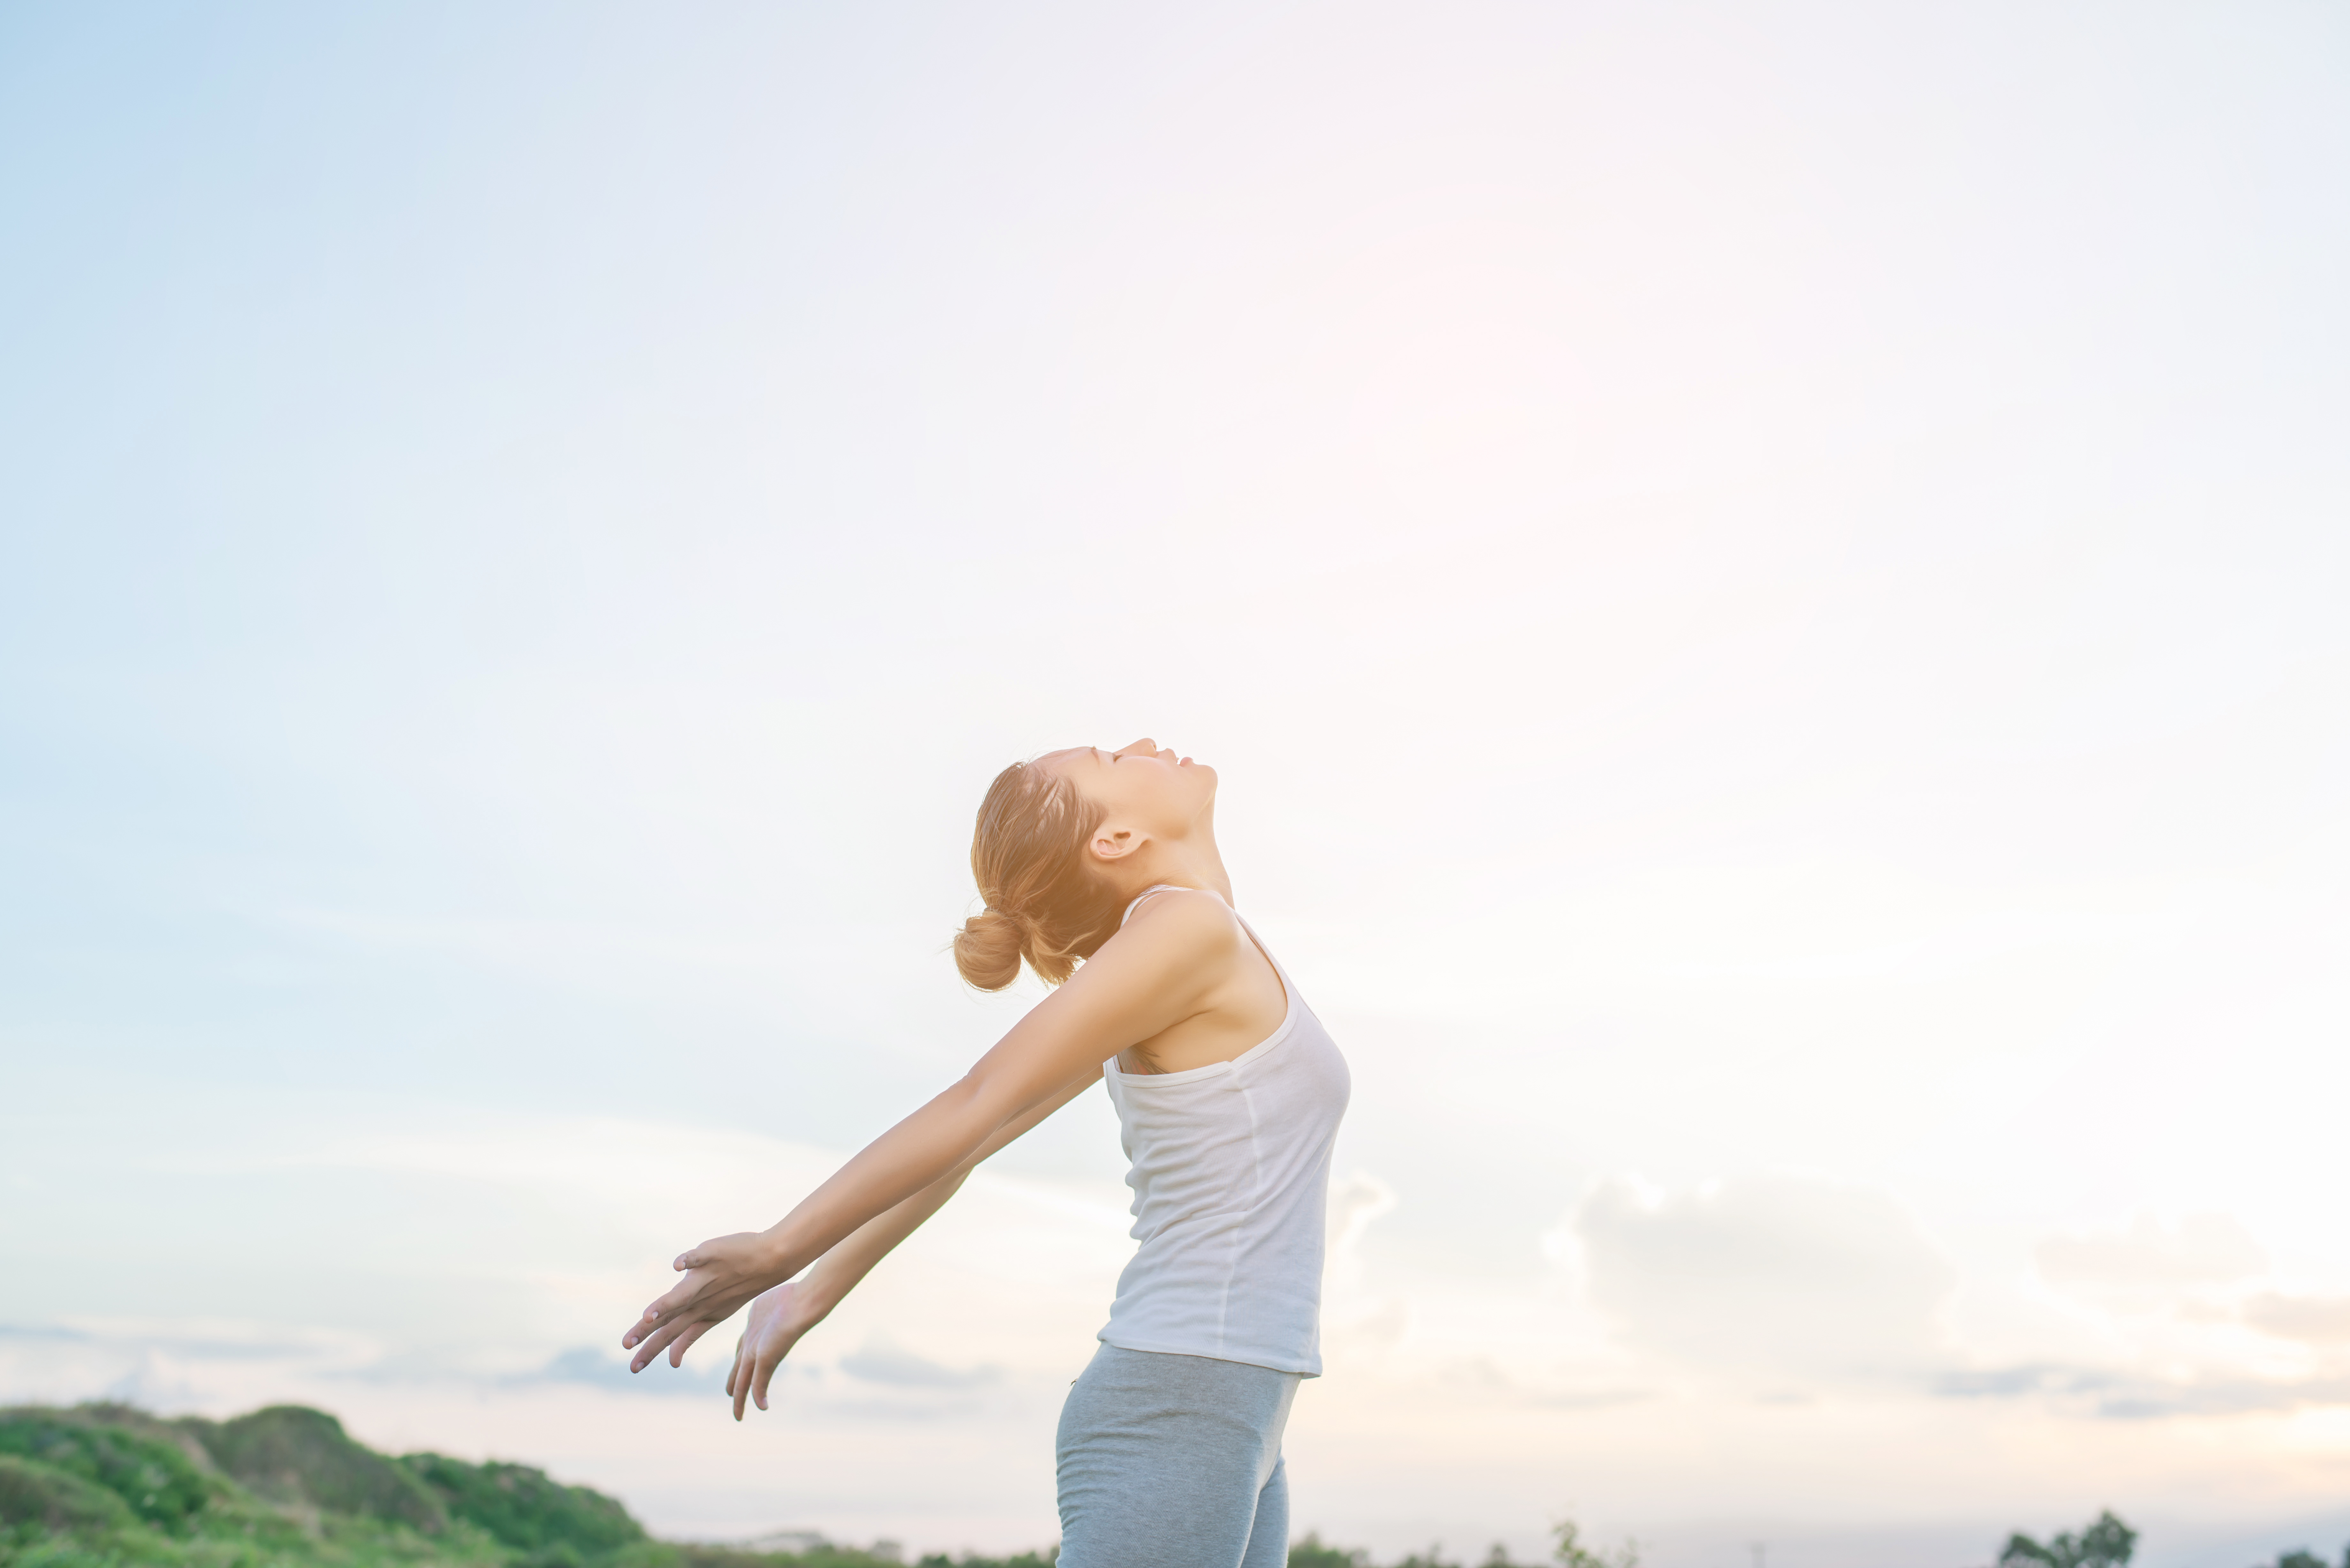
[1088,823,1145,863]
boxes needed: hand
[726,1279,824,1419]
[621,1230,792,1374]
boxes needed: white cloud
[1325,1169,1397,1293]
[1573,1174,1956,1382]
[837,1337,1000,1391]
[521,1346,728,1398]
[2035,1213,2268,1291]
[2241,1293,2350,1347]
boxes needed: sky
[2,2,2348,1564]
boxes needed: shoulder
[1112,889,1242,960]
[1057,889,1241,1014]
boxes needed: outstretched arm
[623,897,1239,1372]
[721,1065,1099,1418]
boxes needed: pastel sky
[3,4,2347,1566]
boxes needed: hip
[1057,1345,1300,1470]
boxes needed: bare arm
[720,1066,1098,1417]
[622,896,1242,1372]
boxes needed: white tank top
[1096,886,1351,1376]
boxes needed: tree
[1290,1535,1371,1568]
[1999,1511,2136,1568]
[1552,1519,1640,1568]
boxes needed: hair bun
[956,759,1121,989]
[953,906,1027,991]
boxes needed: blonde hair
[952,760,1124,989]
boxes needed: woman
[621,738,1350,1568]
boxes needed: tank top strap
[1120,888,1296,995]
[1119,883,1198,927]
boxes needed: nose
[1114,738,1159,759]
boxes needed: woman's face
[1043,738,1217,840]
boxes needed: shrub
[1551,1520,1638,1568]
[0,1457,137,1532]
[1999,1511,2135,1568]
[0,1408,214,1532]
[181,1406,448,1533]
[403,1452,643,1558]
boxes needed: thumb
[677,1235,735,1270]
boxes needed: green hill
[0,1400,995,1568]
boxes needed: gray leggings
[1055,1345,1303,1568]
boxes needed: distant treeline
[1994,1513,2346,1568]
[3,1404,2343,1568]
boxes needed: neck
[1120,825,1235,907]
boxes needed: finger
[623,1275,709,1349]
[724,1336,743,1399]
[743,1340,773,1415]
[623,1302,672,1351]
[674,1230,756,1272]
[752,1344,780,1412]
[732,1344,751,1421]
[627,1316,696,1373]
[668,1319,716,1367]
